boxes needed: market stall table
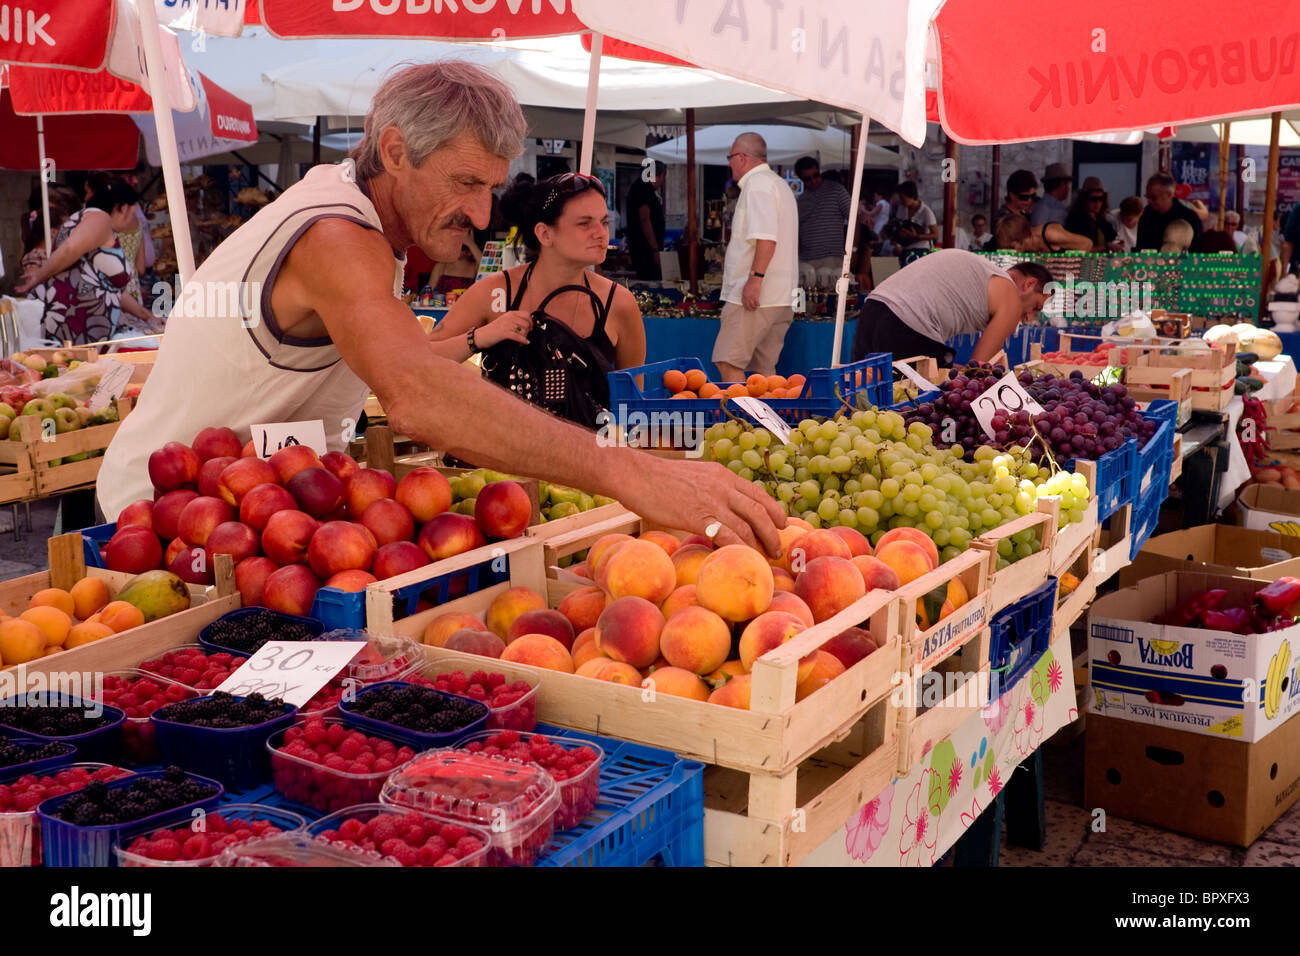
[641,315,857,380]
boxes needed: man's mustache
[439,214,473,229]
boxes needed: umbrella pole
[36,115,52,255]
[1260,111,1282,317]
[831,115,868,368]
[943,133,957,247]
[135,0,196,284]
[579,33,602,175]
[1218,123,1230,230]
[990,145,1001,217]
[686,107,698,295]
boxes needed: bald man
[714,132,799,382]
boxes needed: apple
[21,399,54,418]
[197,456,238,499]
[164,537,187,566]
[177,495,236,547]
[152,489,199,540]
[262,564,322,617]
[307,520,376,579]
[117,499,155,533]
[46,392,74,410]
[168,545,214,586]
[239,482,297,532]
[286,467,346,519]
[320,451,358,484]
[345,468,396,519]
[234,556,278,607]
[359,498,415,547]
[396,467,452,523]
[371,541,430,580]
[191,426,243,462]
[269,445,322,484]
[104,525,164,574]
[206,520,261,564]
[418,513,486,562]
[261,509,320,565]
[474,481,531,539]
[325,570,377,592]
[218,457,279,506]
[0,402,14,420]
[148,442,201,493]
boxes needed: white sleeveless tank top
[98,164,404,520]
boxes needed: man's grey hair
[1225,210,1242,222]
[351,60,526,180]
[733,132,767,161]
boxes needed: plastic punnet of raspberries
[463,732,601,829]
[139,647,242,691]
[271,719,416,814]
[315,809,489,867]
[412,670,537,732]
[122,811,290,865]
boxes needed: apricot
[746,374,768,397]
[28,587,75,617]
[643,666,711,701]
[557,587,607,633]
[485,587,546,640]
[739,611,816,682]
[603,539,676,605]
[595,595,665,669]
[670,391,697,399]
[69,577,110,620]
[875,540,935,586]
[663,369,688,393]
[767,590,815,627]
[65,621,114,649]
[698,382,722,399]
[852,555,902,593]
[500,634,574,673]
[724,383,748,398]
[695,545,775,623]
[794,555,867,624]
[709,674,752,709]
[0,619,45,665]
[659,584,697,620]
[795,650,847,701]
[659,606,732,675]
[576,658,643,685]
[19,606,71,648]
[683,368,708,392]
[670,545,712,588]
[875,528,939,571]
[786,374,806,397]
[100,601,146,634]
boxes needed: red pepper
[1202,607,1251,634]
[1160,589,1229,625]
[1256,578,1300,615]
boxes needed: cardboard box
[1088,571,1300,742]
[1121,524,1300,588]
[1238,484,1300,536]
[1085,710,1300,846]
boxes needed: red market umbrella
[255,0,584,39]
[0,90,140,170]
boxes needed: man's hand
[621,457,786,555]
[742,276,763,310]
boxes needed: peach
[486,587,547,640]
[771,567,796,593]
[64,621,114,649]
[192,426,243,462]
[70,577,109,620]
[360,498,415,547]
[644,655,671,676]
[767,590,815,627]
[325,570,378,592]
[19,606,71,647]
[822,626,878,670]
[642,665,711,701]
[320,451,359,484]
[168,546,214,586]
[164,538,187,567]
[500,634,574,673]
[286,467,346,520]
[875,528,939,571]
[100,601,145,633]
[117,499,155,533]
[851,555,901,593]
[269,444,322,484]
[508,609,575,650]
[786,517,814,533]
[638,530,681,557]
[587,533,635,581]
[444,628,506,658]
[708,674,752,709]
[739,611,815,682]
[206,521,260,564]
[178,496,236,547]
[153,489,199,541]
[795,651,847,701]
[148,442,201,493]
[262,564,322,617]
[557,586,607,633]
[572,627,597,655]
[372,541,430,580]
[28,587,76,617]
[234,556,278,606]
[346,468,397,519]
[395,467,452,523]
[659,584,697,620]
[793,555,866,623]
[571,633,606,669]
[239,482,297,532]
[418,513,487,562]
[787,529,852,573]
[671,544,712,587]
[197,456,238,499]
[659,606,731,675]
[575,658,642,684]
[217,457,279,506]
[828,526,873,558]
[0,619,45,663]
[569,562,591,580]
[261,510,320,565]
[423,612,488,647]
[308,520,376,578]
[679,534,715,551]
[474,481,531,539]
[595,595,665,669]
[104,525,164,574]
[695,545,775,622]
[602,539,676,605]
[875,540,934,586]
[241,440,256,458]
[705,660,747,690]
[772,524,807,570]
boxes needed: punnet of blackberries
[52,765,217,826]
[155,692,288,729]
[0,700,115,737]
[202,611,320,655]
[348,684,486,735]
[0,734,71,768]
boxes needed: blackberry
[349,684,485,735]
[0,734,69,768]
[53,768,218,826]
[157,691,287,728]
[0,703,111,738]
[203,611,320,655]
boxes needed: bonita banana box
[1088,571,1300,743]
[1237,484,1300,536]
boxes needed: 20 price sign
[971,372,1045,439]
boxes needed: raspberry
[415,845,439,866]
[380,837,406,857]
[389,843,419,867]
[434,853,459,866]
[303,722,328,746]
[149,838,182,861]
[338,818,365,840]
[337,737,363,761]
[469,670,490,686]
[439,824,468,844]
[454,836,484,858]
[182,834,212,860]
[368,816,401,844]
[326,723,347,746]
[403,825,425,847]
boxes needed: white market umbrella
[647,124,899,168]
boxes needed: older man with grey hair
[714,132,799,383]
[99,61,783,553]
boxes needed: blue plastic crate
[1065,438,1135,522]
[888,388,943,412]
[0,693,126,764]
[197,606,325,656]
[1129,403,1177,561]
[536,725,705,868]
[0,737,76,778]
[80,521,115,567]
[607,353,893,429]
[152,696,297,790]
[988,577,1057,702]
[338,681,488,750]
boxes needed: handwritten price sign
[730,397,793,443]
[972,372,1044,439]
[249,420,328,459]
[214,640,365,707]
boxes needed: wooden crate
[7,398,132,497]
[895,628,992,774]
[1111,343,1236,411]
[1131,368,1192,428]
[895,546,994,674]
[1091,502,1133,583]
[0,434,35,505]
[20,346,100,364]
[971,498,1058,613]
[103,348,157,385]
[1052,533,1098,643]
[1025,342,1113,381]
[523,506,645,576]
[1170,434,1183,483]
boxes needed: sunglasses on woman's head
[541,172,606,213]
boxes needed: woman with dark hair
[429,172,646,429]
[16,177,156,344]
[994,213,1092,253]
[1063,180,1117,251]
[20,186,81,282]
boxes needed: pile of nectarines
[0,580,139,666]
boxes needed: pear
[116,570,191,622]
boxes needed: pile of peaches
[420,517,953,710]
[105,426,534,618]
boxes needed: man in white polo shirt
[713,132,798,383]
